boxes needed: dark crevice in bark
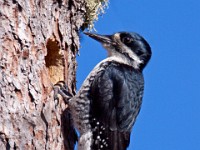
[10,24,23,50]
[31,139,34,149]
[70,44,76,53]
[32,128,35,136]
[17,3,22,12]
[57,22,63,44]
[41,106,49,150]
[68,0,74,10]
[0,132,9,149]
[28,90,35,102]
[12,0,22,12]
[5,138,10,150]
[27,18,34,38]
[71,80,76,95]
[40,22,46,41]
[0,87,3,98]
[13,142,17,150]
[57,0,62,8]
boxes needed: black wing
[90,63,144,150]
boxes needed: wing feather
[90,63,144,150]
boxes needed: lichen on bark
[84,0,108,30]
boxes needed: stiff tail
[54,81,77,149]
[109,131,131,150]
[62,108,78,150]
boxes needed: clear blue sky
[77,0,200,149]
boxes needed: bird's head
[84,32,152,71]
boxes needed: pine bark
[0,0,86,149]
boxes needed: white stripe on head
[113,33,143,69]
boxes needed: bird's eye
[122,37,133,44]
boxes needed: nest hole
[45,38,64,84]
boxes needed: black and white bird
[56,31,152,150]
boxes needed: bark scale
[0,0,86,149]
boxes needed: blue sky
[77,0,200,149]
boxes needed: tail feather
[110,131,130,150]
[62,108,78,150]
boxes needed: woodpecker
[56,31,152,150]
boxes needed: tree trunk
[0,0,86,149]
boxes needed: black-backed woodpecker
[56,31,152,150]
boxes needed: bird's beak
[84,32,114,45]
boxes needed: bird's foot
[53,81,73,104]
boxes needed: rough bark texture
[0,0,86,149]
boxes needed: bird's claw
[54,81,73,104]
